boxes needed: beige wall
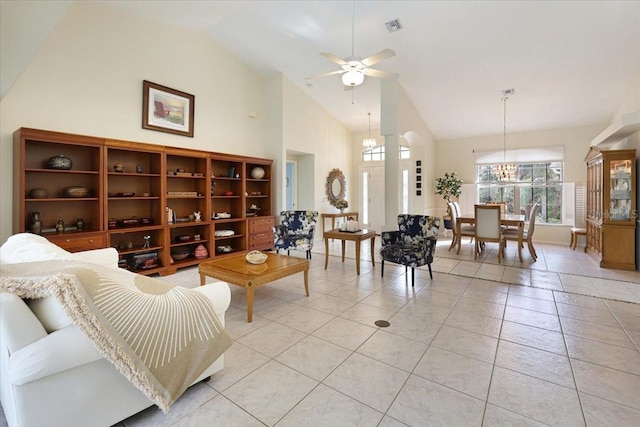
[0,2,353,242]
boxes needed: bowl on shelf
[29,188,49,199]
[170,248,191,260]
[174,235,191,242]
[63,186,89,198]
[245,250,268,265]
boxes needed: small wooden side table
[321,212,359,235]
[323,228,376,275]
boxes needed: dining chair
[503,203,539,261]
[485,202,507,214]
[448,202,475,253]
[452,201,462,217]
[474,204,505,263]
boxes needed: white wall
[282,78,353,216]
[0,2,352,243]
[435,124,605,244]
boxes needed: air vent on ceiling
[385,19,402,33]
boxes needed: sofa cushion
[27,295,73,333]
[0,233,71,264]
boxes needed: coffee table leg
[199,273,205,286]
[370,236,375,266]
[246,286,254,323]
[355,240,361,275]
[341,240,346,262]
[324,236,329,270]
[304,269,309,296]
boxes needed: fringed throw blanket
[0,260,233,412]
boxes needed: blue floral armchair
[273,210,319,259]
[380,215,440,286]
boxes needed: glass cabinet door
[609,159,632,221]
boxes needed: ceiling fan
[306,2,397,87]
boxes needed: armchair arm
[423,237,438,256]
[307,224,316,240]
[381,230,401,246]
[273,224,286,239]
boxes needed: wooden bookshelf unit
[14,127,274,276]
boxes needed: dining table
[457,213,526,262]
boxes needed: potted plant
[434,172,463,231]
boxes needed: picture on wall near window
[417,183,421,189]
[416,160,421,167]
[416,167,422,174]
[416,176,421,182]
[417,190,422,196]
[142,80,194,137]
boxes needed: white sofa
[0,234,231,427]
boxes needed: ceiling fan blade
[362,68,398,79]
[305,69,346,80]
[320,52,347,66]
[360,49,395,67]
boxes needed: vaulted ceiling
[3,1,640,140]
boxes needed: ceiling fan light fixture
[342,70,364,86]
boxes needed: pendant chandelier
[363,112,376,149]
[493,89,516,181]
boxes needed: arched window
[362,144,410,162]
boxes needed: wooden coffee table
[323,228,376,275]
[199,252,309,322]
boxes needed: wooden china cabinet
[584,147,636,270]
[14,127,274,276]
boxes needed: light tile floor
[1,237,638,426]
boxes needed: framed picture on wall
[417,183,422,189]
[416,167,422,174]
[142,80,194,137]
[416,160,422,167]
[416,175,422,182]
[417,190,422,196]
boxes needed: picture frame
[416,190,422,196]
[416,160,422,167]
[416,175,422,182]
[417,183,422,189]
[416,167,422,174]
[142,80,194,137]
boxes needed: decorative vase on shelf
[194,244,208,259]
[48,154,72,170]
[76,218,85,231]
[29,212,42,235]
[55,218,65,233]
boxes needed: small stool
[570,227,587,251]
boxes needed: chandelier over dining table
[493,89,517,181]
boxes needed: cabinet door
[607,158,633,223]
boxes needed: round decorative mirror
[325,168,346,207]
